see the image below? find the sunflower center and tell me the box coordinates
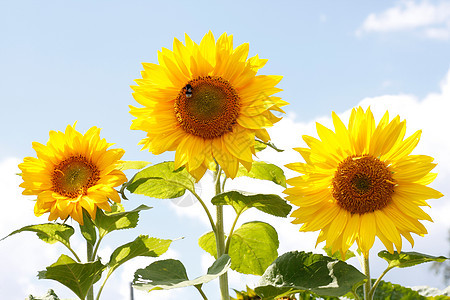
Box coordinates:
[174,76,240,139]
[51,155,100,198]
[332,155,395,214]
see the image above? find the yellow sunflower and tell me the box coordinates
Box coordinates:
[19,124,127,225]
[285,106,443,257]
[130,31,287,180]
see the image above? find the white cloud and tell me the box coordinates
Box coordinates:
[356,0,450,40]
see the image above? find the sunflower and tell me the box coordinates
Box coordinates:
[130,31,287,180]
[19,124,127,225]
[285,106,443,257]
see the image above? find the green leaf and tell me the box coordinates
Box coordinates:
[352,280,426,300]
[323,246,356,262]
[118,161,151,171]
[255,139,284,152]
[108,235,172,274]
[26,289,60,300]
[133,255,231,291]
[125,161,195,199]
[80,210,97,246]
[38,254,106,299]
[94,204,152,237]
[1,223,74,248]
[378,251,448,269]
[254,140,268,152]
[211,190,291,218]
[255,251,366,299]
[199,221,279,275]
[236,161,286,187]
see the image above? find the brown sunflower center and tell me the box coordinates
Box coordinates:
[332,155,395,214]
[174,75,240,139]
[51,155,100,198]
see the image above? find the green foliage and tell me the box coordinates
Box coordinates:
[212,190,291,218]
[38,254,106,299]
[323,246,356,261]
[125,161,195,199]
[378,251,448,269]
[199,221,279,275]
[118,160,151,171]
[94,204,152,237]
[80,211,97,246]
[255,251,366,299]
[351,280,427,300]
[2,223,74,248]
[133,255,231,291]
[236,161,287,187]
[108,235,172,274]
[254,140,268,152]
[26,289,60,300]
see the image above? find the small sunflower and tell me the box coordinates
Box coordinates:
[285,107,443,257]
[19,124,127,225]
[130,31,287,180]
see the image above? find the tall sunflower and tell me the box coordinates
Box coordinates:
[130,31,287,180]
[19,124,127,225]
[284,107,443,257]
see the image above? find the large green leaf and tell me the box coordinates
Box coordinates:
[80,210,97,246]
[211,190,291,218]
[351,280,427,300]
[94,204,152,237]
[1,223,74,248]
[133,255,231,291]
[125,161,195,199]
[118,161,151,171]
[236,161,286,187]
[108,235,172,274]
[255,251,366,299]
[38,254,106,299]
[378,251,448,269]
[199,221,279,275]
[26,289,60,300]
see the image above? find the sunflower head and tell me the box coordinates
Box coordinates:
[285,106,443,257]
[130,31,287,181]
[19,124,127,225]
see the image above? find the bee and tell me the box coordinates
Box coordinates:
[183,84,193,98]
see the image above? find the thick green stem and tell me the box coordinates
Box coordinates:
[213,167,229,300]
[362,255,371,300]
[87,241,94,300]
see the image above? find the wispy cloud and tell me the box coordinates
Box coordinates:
[356,0,450,40]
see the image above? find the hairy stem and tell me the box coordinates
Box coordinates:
[213,166,229,300]
[362,255,371,300]
[86,241,94,300]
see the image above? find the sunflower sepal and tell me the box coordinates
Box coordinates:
[132,254,230,293]
[198,221,279,275]
[80,210,97,246]
[254,251,367,299]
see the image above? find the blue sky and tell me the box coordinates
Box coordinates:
[1,0,449,299]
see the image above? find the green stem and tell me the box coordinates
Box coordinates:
[213,166,229,300]
[224,211,241,254]
[91,235,104,262]
[195,285,209,300]
[96,270,113,300]
[191,189,217,234]
[350,290,362,300]
[362,255,371,300]
[87,241,94,300]
[369,266,393,299]
[66,244,82,262]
